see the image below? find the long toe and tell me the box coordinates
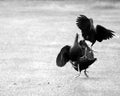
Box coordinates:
[84,70,89,78]
[75,73,81,78]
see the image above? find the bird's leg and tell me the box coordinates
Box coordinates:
[70,60,73,65]
[70,61,80,78]
[70,61,77,68]
[84,69,89,78]
[78,64,80,72]
[80,47,87,59]
[70,61,81,78]
[75,64,81,78]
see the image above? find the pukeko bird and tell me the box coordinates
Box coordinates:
[72,40,97,77]
[56,33,83,67]
[76,15,115,46]
[56,33,97,77]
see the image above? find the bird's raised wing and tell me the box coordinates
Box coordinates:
[96,25,115,42]
[76,15,91,34]
[56,45,70,67]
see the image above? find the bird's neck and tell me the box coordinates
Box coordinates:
[74,33,79,45]
[90,19,94,30]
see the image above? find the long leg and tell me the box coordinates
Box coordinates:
[75,64,81,78]
[78,64,80,73]
[70,61,77,68]
[80,47,87,59]
[84,69,89,78]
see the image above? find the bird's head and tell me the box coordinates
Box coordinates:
[79,40,87,48]
[74,33,79,44]
[90,18,94,30]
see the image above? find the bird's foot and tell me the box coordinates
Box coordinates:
[70,61,78,68]
[74,64,81,78]
[75,73,81,78]
[72,64,77,68]
[84,70,89,78]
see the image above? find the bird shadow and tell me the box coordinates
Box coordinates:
[73,76,103,81]
[82,77,101,81]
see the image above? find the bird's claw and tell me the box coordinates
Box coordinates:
[84,70,89,78]
[75,73,81,78]
[86,70,89,73]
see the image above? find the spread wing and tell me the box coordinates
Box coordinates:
[96,25,115,42]
[56,45,70,67]
[76,15,91,38]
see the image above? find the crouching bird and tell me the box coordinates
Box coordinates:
[76,15,115,46]
[56,33,97,77]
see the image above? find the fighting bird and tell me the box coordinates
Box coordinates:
[76,15,115,46]
[72,40,97,77]
[56,33,83,67]
[56,33,97,77]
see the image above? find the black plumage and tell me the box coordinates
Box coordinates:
[56,33,97,77]
[72,58,97,77]
[76,15,115,46]
[56,33,83,67]
[56,45,70,67]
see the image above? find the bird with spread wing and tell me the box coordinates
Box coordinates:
[56,33,97,77]
[76,15,115,46]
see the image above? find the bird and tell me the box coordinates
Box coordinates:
[72,45,97,77]
[56,33,83,67]
[56,33,97,77]
[71,40,97,77]
[72,59,97,77]
[76,15,115,46]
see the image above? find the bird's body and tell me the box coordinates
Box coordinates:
[71,40,97,77]
[76,15,115,46]
[56,33,83,67]
[56,33,97,77]
[69,33,83,61]
[72,58,96,72]
[56,15,114,77]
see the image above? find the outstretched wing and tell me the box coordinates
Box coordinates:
[76,15,91,38]
[56,45,70,67]
[96,25,115,42]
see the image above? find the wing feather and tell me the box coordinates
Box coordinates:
[96,25,115,42]
[76,15,93,40]
[76,15,91,32]
[56,45,70,67]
